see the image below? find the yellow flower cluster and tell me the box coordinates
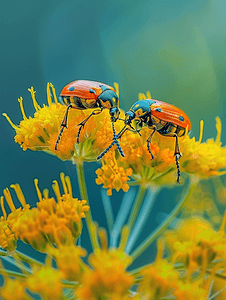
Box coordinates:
[0,173,89,251]
[3,83,226,191]
[164,214,226,276]
[180,117,226,178]
[3,83,123,164]
[0,262,64,300]
[95,154,133,196]
[138,258,210,300]
[76,249,134,299]
[1,205,226,299]
[0,225,135,300]
[48,244,87,282]
[96,116,226,188]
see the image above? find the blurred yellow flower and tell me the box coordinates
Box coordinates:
[76,249,134,299]
[138,259,179,299]
[0,277,30,300]
[173,280,209,300]
[165,214,226,271]
[48,244,87,281]
[75,226,133,299]
[27,265,64,299]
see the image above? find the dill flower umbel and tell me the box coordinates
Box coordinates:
[76,228,134,299]
[95,153,133,196]
[4,84,226,192]
[0,173,89,251]
[164,213,226,273]
[26,265,64,299]
[48,244,87,282]
[3,83,122,163]
[96,115,226,191]
[138,259,179,299]
[0,277,30,300]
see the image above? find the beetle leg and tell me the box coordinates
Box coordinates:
[146,126,157,159]
[175,153,181,183]
[174,134,182,183]
[77,108,103,143]
[97,124,129,160]
[160,132,182,183]
[174,134,182,157]
[111,121,125,157]
[97,124,141,160]
[55,104,72,150]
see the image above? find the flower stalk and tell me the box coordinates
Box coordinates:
[131,177,198,260]
[76,162,99,251]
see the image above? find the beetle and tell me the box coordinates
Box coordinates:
[97,99,191,183]
[55,80,124,157]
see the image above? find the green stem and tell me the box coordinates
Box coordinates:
[0,268,78,290]
[62,279,79,289]
[131,178,198,261]
[76,162,99,251]
[127,185,146,231]
[15,250,44,266]
[0,268,27,278]
[128,181,139,186]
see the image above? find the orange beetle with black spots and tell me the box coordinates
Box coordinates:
[55,80,124,157]
[98,99,191,183]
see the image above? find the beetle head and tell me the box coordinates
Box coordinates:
[109,107,120,122]
[98,88,119,107]
[98,87,120,122]
[125,100,151,125]
[125,110,136,125]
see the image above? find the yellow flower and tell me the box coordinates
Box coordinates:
[173,280,209,300]
[3,83,123,163]
[95,154,133,195]
[0,278,30,300]
[212,276,226,300]
[117,127,177,186]
[76,227,134,299]
[47,244,87,281]
[0,185,31,251]
[164,214,226,271]
[180,117,226,178]
[0,173,89,251]
[138,259,179,299]
[0,220,17,252]
[76,249,134,299]
[96,116,226,193]
[12,208,49,251]
[26,265,64,300]
[4,82,226,191]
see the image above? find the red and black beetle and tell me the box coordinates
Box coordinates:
[97,99,191,183]
[55,80,124,157]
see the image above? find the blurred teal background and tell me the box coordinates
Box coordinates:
[1,0,226,267]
